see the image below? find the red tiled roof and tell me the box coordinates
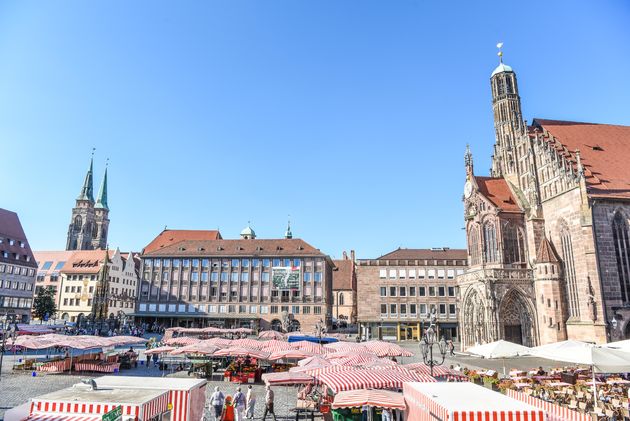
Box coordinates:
[143,238,326,257]
[533,119,630,199]
[536,237,560,264]
[332,259,354,291]
[474,176,522,212]
[143,229,222,254]
[377,248,467,260]
[63,249,115,274]
[0,208,37,268]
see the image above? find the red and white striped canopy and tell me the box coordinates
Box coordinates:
[230,338,264,349]
[262,371,314,386]
[317,368,435,393]
[261,339,295,353]
[290,341,329,355]
[362,341,414,357]
[326,350,377,360]
[170,343,220,355]
[332,389,406,410]
[324,342,367,353]
[403,363,468,381]
[202,337,233,347]
[28,415,100,421]
[331,354,382,367]
[164,337,201,346]
[259,330,285,340]
[299,365,357,377]
[213,347,270,359]
[145,346,176,355]
[268,349,315,361]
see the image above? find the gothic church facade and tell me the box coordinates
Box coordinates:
[66,158,109,251]
[459,56,630,348]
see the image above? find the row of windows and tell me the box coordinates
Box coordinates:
[62,298,133,308]
[0,264,35,277]
[145,258,323,269]
[40,261,66,271]
[468,221,525,266]
[1,251,33,263]
[380,303,457,317]
[139,302,322,315]
[0,238,26,248]
[378,268,464,279]
[151,271,322,283]
[379,286,456,298]
[0,296,32,308]
[0,279,33,291]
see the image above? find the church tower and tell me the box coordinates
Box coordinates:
[66,157,97,250]
[490,44,524,183]
[93,165,110,250]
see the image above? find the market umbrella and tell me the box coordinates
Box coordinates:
[230,338,264,349]
[467,340,531,376]
[603,339,630,352]
[316,368,435,393]
[259,330,285,340]
[213,347,270,359]
[261,340,295,353]
[164,337,201,346]
[326,350,377,360]
[290,341,329,355]
[362,340,414,358]
[331,354,382,367]
[145,346,175,355]
[332,389,406,410]
[203,337,233,347]
[268,349,314,361]
[170,343,220,355]
[262,371,314,386]
[324,342,367,353]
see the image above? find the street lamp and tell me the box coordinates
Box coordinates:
[419,321,447,377]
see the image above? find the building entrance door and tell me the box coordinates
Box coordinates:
[504,325,523,344]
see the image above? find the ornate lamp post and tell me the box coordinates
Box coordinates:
[419,319,447,377]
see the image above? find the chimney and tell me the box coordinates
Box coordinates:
[342,251,348,260]
[350,250,355,262]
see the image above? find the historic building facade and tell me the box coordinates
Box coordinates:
[135,225,335,332]
[0,208,37,323]
[332,251,357,326]
[66,157,109,251]
[459,53,630,348]
[357,248,467,342]
[56,249,139,326]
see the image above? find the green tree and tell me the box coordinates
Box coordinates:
[32,287,57,322]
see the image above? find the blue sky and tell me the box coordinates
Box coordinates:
[2,1,629,259]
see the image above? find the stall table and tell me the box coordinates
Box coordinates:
[74,362,120,373]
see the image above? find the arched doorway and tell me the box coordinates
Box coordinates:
[290,320,301,332]
[61,313,70,321]
[462,288,487,347]
[271,319,282,332]
[499,289,536,346]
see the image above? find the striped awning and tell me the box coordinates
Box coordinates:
[268,349,314,361]
[213,346,270,359]
[316,368,435,393]
[362,341,414,357]
[260,339,295,353]
[403,362,468,380]
[332,389,406,410]
[28,414,100,421]
[262,371,314,386]
[290,340,330,355]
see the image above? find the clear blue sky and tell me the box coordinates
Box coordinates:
[2,1,629,259]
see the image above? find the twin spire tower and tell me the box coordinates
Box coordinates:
[66,153,110,250]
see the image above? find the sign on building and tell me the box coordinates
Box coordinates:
[272,267,300,289]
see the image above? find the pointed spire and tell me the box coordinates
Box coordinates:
[464,144,474,175]
[95,159,109,210]
[77,150,95,202]
[285,217,293,239]
[536,235,560,264]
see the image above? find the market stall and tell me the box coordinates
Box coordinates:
[332,389,405,421]
[404,382,545,421]
[214,347,268,383]
[317,368,435,394]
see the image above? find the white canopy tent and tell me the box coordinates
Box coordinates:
[602,339,630,352]
[466,340,531,376]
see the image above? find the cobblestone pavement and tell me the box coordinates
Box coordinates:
[0,340,566,420]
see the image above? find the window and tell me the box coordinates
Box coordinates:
[191,272,199,282]
[389,304,397,315]
[380,287,387,297]
[162,272,170,281]
[437,270,445,279]
[292,306,300,314]
[338,293,344,305]
[400,304,407,317]
[380,304,387,316]
[242,272,249,282]
[231,259,239,267]
[439,304,447,315]
[273,259,280,267]
[231,272,239,282]
[398,269,406,279]
[560,223,580,317]
[503,221,526,264]
[211,272,218,282]
[313,306,322,315]
[249,305,257,314]
[469,226,481,266]
[183,259,190,267]
[284,259,291,267]
[202,259,209,267]
[409,286,416,296]
[271,306,278,314]
[263,259,270,268]
[448,286,455,297]
[253,259,260,268]
[388,269,396,279]
[483,222,498,263]
[613,212,630,303]
[262,272,270,282]
[399,287,406,297]
[449,304,456,315]
[379,269,387,279]
[389,286,397,297]
[173,259,180,268]
[410,303,417,316]
[408,269,416,279]
[242,259,249,268]
[419,303,427,316]
[438,286,445,297]
[260,305,269,314]
[418,286,426,296]
[201,272,208,282]
[447,269,455,279]
[303,306,311,314]
[429,286,435,296]
[42,261,53,270]
[221,272,228,281]
[314,272,322,282]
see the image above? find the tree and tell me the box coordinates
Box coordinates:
[32,287,57,322]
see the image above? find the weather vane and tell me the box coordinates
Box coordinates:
[91,147,96,158]
[497,42,504,63]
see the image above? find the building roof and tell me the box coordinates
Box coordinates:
[62,249,115,274]
[474,176,522,212]
[491,62,513,77]
[376,248,467,261]
[0,208,37,268]
[533,119,630,199]
[332,259,354,291]
[33,250,75,274]
[143,238,327,257]
[536,236,560,264]
[143,229,222,254]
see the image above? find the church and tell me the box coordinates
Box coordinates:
[458,51,630,348]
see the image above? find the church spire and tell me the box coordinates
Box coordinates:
[464,144,474,176]
[285,217,293,239]
[77,152,95,202]
[95,161,108,210]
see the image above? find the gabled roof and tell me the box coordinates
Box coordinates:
[377,248,467,260]
[0,208,37,268]
[63,249,115,274]
[536,236,560,264]
[474,176,522,212]
[143,229,222,254]
[532,119,630,199]
[332,259,354,291]
[143,238,326,257]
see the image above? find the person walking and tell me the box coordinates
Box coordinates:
[245,385,256,419]
[233,387,245,421]
[381,407,392,421]
[448,340,455,356]
[210,387,225,421]
[145,352,151,368]
[152,352,159,368]
[262,385,277,421]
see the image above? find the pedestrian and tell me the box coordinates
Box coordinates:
[245,385,256,419]
[382,407,392,421]
[152,352,159,368]
[262,385,277,421]
[146,352,151,368]
[233,387,245,421]
[210,386,225,421]
[361,404,369,421]
[448,340,455,356]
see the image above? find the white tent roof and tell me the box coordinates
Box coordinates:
[531,340,630,373]
[603,339,630,352]
[466,340,531,358]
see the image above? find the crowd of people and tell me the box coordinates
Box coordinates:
[208,385,277,421]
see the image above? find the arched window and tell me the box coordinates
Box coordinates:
[74,215,82,231]
[483,222,498,263]
[560,224,580,318]
[612,212,630,303]
[338,293,345,306]
[92,223,99,238]
[468,226,481,266]
[503,221,525,264]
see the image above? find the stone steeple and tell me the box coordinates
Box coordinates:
[77,157,95,202]
[92,164,110,250]
[95,166,108,210]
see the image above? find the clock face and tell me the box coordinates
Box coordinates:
[464,180,473,198]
